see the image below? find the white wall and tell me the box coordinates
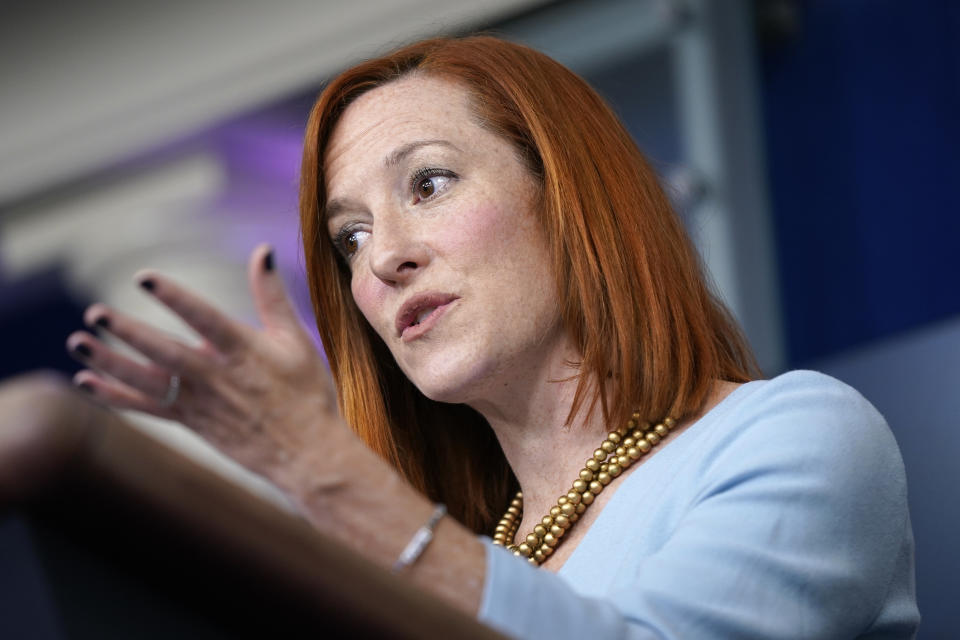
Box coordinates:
[0,0,545,204]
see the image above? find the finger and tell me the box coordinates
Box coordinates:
[66,329,172,399]
[248,244,303,334]
[73,369,176,419]
[82,304,205,375]
[132,270,248,353]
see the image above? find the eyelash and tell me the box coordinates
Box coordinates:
[333,225,366,262]
[410,167,457,201]
[331,167,458,261]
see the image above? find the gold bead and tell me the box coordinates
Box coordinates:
[491,411,671,567]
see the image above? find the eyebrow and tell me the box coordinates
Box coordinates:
[325,139,461,222]
[384,139,460,168]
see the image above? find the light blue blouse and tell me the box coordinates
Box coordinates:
[478,371,920,638]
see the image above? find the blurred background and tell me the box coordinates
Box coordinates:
[1,0,956,635]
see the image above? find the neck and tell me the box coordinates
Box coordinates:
[467,338,610,538]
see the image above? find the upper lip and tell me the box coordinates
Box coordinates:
[395,291,460,337]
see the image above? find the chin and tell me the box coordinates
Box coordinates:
[401,355,495,406]
[407,372,476,405]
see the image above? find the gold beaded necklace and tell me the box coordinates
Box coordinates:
[492,413,676,565]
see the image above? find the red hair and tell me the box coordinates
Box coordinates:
[299,36,758,533]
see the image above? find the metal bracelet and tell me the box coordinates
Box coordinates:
[392,503,447,573]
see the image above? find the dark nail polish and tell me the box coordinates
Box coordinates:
[77,382,94,394]
[73,343,92,358]
[94,316,110,330]
[140,278,156,292]
[264,250,275,272]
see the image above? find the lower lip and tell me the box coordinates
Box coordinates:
[400,299,458,342]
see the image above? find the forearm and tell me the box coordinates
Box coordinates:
[274,440,486,616]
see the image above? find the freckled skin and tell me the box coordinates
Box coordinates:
[324,75,567,408]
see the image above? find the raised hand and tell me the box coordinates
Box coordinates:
[66,244,346,485]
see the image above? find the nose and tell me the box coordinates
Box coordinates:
[367,214,429,286]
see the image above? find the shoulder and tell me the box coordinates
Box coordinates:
[692,369,910,550]
[706,369,902,474]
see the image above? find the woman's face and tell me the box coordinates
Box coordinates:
[323,74,565,405]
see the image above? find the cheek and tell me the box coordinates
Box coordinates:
[350,273,388,332]
[439,200,520,260]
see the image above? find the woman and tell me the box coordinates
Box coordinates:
[67,36,919,638]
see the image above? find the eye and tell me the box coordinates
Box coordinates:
[411,168,456,203]
[333,226,370,261]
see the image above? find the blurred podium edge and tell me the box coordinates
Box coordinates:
[0,371,503,639]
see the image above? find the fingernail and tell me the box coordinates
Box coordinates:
[139,278,156,292]
[76,381,94,394]
[94,316,110,330]
[263,250,275,272]
[73,343,92,358]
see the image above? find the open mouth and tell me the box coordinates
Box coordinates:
[396,293,459,340]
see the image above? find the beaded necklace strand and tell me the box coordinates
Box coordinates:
[492,413,676,566]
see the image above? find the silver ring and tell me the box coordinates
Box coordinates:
[160,374,180,408]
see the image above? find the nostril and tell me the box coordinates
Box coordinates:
[397,261,418,272]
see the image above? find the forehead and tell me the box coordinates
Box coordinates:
[324,75,475,176]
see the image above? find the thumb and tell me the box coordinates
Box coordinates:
[248,244,303,334]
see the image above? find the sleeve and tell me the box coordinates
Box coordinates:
[477,371,919,639]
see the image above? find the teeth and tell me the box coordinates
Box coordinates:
[413,307,435,325]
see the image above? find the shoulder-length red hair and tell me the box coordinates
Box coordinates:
[299,36,758,533]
